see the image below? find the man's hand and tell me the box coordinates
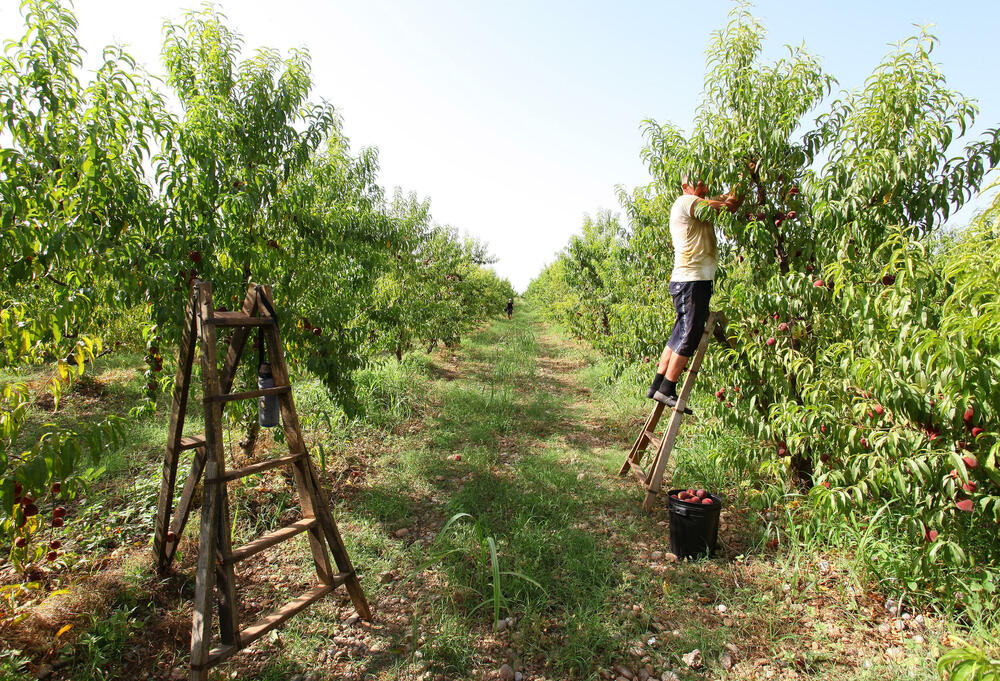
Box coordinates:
[697,193,743,214]
[722,193,744,213]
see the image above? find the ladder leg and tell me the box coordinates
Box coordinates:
[155,290,199,571]
[189,462,221,679]
[641,312,717,512]
[195,282,241,647]
[307,458,371,620]
[619,401,664,476]
[214,485,240,646]
[288,441,337,587]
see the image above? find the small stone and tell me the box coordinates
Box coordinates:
[650,550,664,561]
[344,613,360,626]
[290,675,304,681]
[716,604,728,613]
[647,637,656,646]
[657,520,668,527]
[884,598,900,615]
[664,552,678,563]
[394,528,409,538]
[169,669,186,681]
[893,619,905,632]
[614,664,635,679]
[499,664,515,681]
[681,649,702,669]
[661,672,680,681]
[577,472,586,480]
[380,571,396,584]
[600,671,613,680]
[495,618,508,632]
[912,634,925,644]
[514,673,523,681]
[638,672,650,681]
[720,652,733,669]
[817,559,831,574]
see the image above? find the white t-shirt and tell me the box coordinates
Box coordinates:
[669,194,718,282]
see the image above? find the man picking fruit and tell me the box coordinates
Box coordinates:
[647,177,741,408]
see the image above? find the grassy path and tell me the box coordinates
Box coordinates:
[292,303,942,681]
[3,303,945,681]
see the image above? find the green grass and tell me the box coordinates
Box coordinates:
[2,301,996,680]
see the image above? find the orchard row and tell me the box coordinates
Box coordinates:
[0,1,513,565]
[527,7,1000,604]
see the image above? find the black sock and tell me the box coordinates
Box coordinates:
[660,379,677,397]
[646,372,665,398]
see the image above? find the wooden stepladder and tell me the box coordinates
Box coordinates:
[152,281,370,680]
[619,312,717,511]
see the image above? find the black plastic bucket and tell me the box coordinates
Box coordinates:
[667,490,722,559]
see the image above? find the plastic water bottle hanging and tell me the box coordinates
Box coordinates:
[258,361,280,428]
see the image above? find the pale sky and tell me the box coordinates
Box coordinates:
[3,1,998,290]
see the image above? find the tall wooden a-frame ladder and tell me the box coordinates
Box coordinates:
[152,281,370,680]
[619,312,717,511]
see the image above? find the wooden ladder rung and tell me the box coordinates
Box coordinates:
[225,518,317,564]
[643,430,661,449]
[207,453,304,483]
[629,460,647,482]
[208,311,275,327]
[179,434,206,450]
[208,385,290,403]
[199,580,347,668]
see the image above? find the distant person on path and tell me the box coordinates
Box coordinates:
[505,298,514,319]
[646,177,741,408]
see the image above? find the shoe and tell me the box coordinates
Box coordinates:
[652,389,673,405]
[655,392,694,415]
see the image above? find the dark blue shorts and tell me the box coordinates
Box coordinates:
[667,280,713,356]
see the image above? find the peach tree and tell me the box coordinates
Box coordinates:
[639,6,1000,592]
